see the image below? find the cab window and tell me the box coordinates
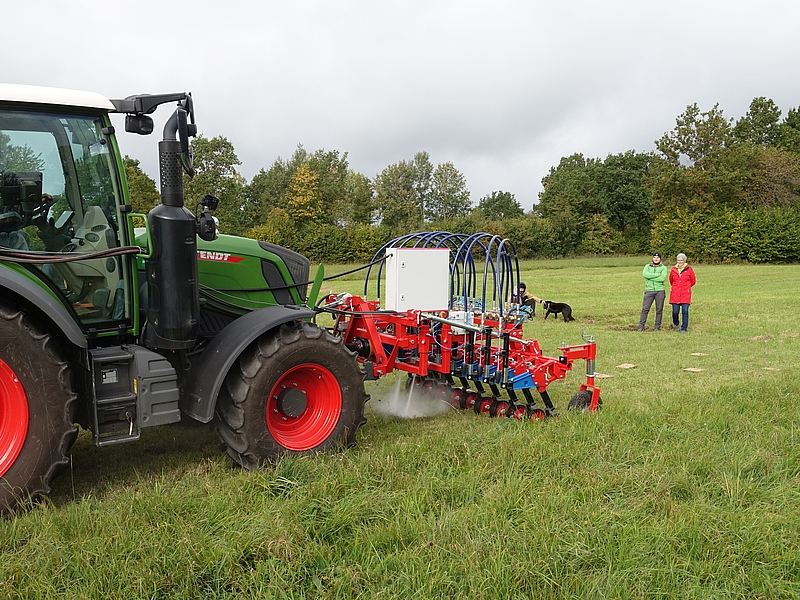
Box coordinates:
[0,109,131,329]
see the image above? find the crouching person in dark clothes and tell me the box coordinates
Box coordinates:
[515,282,537,317]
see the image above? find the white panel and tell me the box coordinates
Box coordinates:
[384,248,450,311]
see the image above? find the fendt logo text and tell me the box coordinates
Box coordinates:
[197,251,245,263]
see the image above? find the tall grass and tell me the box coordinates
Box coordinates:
[1,258,798,599]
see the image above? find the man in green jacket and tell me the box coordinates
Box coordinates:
[638,252,667,332]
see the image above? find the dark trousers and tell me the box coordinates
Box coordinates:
[522,298,536,316]
[639,290,665,330]
[672,303,690,331]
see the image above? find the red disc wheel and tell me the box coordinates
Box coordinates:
[448,388,465,408]
[510,405,528,420]
[476,397,494,415]
[435,383,452,402]
[421,379,436,397]
[464,391,478,410]
[266,363,342,451]
[0,359,29,478]
[490,400,510,418]
[529,408,546,421]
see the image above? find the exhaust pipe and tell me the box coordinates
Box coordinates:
[144,106,199,350]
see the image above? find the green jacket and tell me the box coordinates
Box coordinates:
[642,263,667,291]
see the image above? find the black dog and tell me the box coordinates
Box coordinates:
[541,300,575,322]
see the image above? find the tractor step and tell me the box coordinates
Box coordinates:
[90,347,140,446]
[89,345,181,446]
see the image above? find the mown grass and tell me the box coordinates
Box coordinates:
[2,258,799,599]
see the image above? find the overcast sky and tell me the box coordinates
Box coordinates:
[5,1,800,210]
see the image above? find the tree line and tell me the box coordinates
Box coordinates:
[125,96,800,263]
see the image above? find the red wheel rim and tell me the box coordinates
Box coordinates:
[511,406,527,420]
[449,388,464,408]
[464,392,478,409]
[0,358,28,478]
[494,401,510,418]
[266,363,342,451]
[436,384,451,401]
[530,408,546,421]
[478,398,493,414]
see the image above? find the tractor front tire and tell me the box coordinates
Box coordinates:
[0,305,78,513]
[216,321,368,469]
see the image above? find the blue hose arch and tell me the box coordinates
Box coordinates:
[363,232,522,319]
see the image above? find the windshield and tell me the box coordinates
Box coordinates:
[0,110,119,226]
[0,107,131,329]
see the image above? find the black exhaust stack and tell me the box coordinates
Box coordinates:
[145,101,199,350]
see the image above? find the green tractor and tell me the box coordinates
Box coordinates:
[0,85,367,513]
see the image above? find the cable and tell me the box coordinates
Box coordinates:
[429,321,467,351]
[317,306,400,317]
[0,245,143,264]
[325,256,387,280]
[207,255,388,293]
[197,256,391,314]
[199,285,277,307]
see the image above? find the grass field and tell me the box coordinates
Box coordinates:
[2,257,799,599]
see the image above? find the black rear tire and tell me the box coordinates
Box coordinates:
[216,321,368,469]
[0,305,78,513]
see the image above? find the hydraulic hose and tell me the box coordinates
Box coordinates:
[0,245,143,264]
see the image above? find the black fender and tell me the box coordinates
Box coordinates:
[181,304,316,422]
[0,268,87,349]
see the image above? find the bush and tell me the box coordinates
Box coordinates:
[650,206,800,262]
[579,214,621,255]
[246,208,295,247]
[346,224,394,262]
[246,207,800,264]
[501,216,556,259]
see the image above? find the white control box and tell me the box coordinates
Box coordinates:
[384,247,450,312]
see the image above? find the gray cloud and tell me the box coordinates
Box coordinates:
[6,0,800,210]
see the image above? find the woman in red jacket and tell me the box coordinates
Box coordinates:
[669,253,696,333]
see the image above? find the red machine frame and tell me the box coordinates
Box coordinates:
[324,294,601,418]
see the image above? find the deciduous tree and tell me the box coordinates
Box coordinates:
[476,190,524,220]
[183,135,246,235]
[778,106,800,153]
[597,151,652,234]
[245,145,351,228]
[733,97,782,147]
[428,161,470,221]
[306,148,349,225]
[0,133,44,172]
[537,153,604,219]
[123,156,160,214]
[374,158,423,230]
[245,159,292,226]
[286,163,323,226]
[343,171,375,226]
[412,151,433,214]
[654,103,732,168]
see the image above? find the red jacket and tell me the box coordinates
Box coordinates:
[669,265,696,304]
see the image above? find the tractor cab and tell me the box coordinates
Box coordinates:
[0,90,135,332]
